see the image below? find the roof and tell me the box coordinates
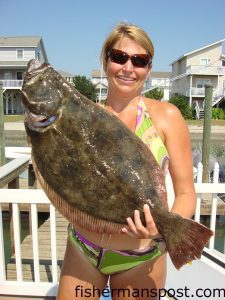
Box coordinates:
[0,36,42,47]
[94,82,108,89]
[57,70,75,78]
[91,69,106,77]
[150,71,171,78]
[171,39,225,65]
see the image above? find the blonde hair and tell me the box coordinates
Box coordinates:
[101,23,154,71]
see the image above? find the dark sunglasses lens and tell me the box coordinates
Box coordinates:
[110,50,128,65]
[131,55,150,67]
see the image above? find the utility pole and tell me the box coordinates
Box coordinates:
[202,84,213,183]
[0,82,5,166]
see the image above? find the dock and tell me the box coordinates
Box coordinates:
[6,211,68,282]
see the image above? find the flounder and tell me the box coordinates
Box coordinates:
[21,59,213,269]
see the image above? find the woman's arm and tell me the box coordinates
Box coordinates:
[122,101,196,239]
[163,103,196,218]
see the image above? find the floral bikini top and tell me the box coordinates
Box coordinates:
[135,98,169,174]
[101,97,169,173]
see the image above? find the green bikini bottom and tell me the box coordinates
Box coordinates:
[68,225,163,275]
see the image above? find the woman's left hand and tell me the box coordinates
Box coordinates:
[121,204,160,239]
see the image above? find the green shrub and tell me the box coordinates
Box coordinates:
[144,88,164,100]
[211,108,225,120]
[169,94,193,119]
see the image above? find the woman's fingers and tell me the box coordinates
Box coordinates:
[121,204,160,239]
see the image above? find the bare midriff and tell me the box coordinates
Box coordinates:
[72,224,159,250]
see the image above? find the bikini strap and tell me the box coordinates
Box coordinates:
[135,98,169,173]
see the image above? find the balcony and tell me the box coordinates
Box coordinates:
[186,87,217,97]
[0,80,23,90]
[186,65,225,76]
[186,87,225,103]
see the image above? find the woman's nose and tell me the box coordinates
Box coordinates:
[122,59,134,71]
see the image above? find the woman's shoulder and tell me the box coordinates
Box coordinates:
[142,97,182,120]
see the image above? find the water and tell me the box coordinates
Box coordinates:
[202,215,225,254]
[191,135,225,164]
[191,137,225,254]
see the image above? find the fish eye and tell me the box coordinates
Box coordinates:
[32,115,57,128]
[24,110,58,131]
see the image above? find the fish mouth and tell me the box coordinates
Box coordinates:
[24,109,60,132]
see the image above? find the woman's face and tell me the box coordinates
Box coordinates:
[106,37,152,99]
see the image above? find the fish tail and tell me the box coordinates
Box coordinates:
[155,212,213,269]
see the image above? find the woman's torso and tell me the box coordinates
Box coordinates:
[72,97,169,250]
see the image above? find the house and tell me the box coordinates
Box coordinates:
[170,39,225,110]
[57,70,75,84]
[91,69,108,101]
[143,71,172,101]
[0,36,48,114]
[91,69,172,102]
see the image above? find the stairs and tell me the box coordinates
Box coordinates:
[198,109,205,119]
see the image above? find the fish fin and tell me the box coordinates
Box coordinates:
[158,213,213,269]
[33,159,126,234]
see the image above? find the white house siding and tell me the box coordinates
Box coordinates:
[36,42,47,64]
[0,36,48,114]
[172,76,188,95]
[172,57,187,77]
[0,47,36,61]
[92,77,108,87]
[187,44,221,67]
[171,40,225,108]
[192,76,218,89]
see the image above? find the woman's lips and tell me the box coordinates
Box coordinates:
[117,76,136,82]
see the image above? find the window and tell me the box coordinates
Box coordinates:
[196,79,211,88]
[17,72,23,80]
[222,60,225,67]
[37,51,41,60]
[17,49,24,59]
[96,88,108,94]
[4,71,12,80]
[200,58,210,66]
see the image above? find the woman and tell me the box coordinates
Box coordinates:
[57,23,196,300]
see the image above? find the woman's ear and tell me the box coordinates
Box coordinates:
[146,63,152,80]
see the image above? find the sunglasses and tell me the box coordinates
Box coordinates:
[107,49,152,68]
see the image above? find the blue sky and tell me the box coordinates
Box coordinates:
[1,0,225,77]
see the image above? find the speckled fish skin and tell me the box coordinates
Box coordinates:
[21,60,167,223]
[21,60,213,269]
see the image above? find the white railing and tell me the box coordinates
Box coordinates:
[0,158,224,297]
[195,101,201,119]
[194,162,225,259]
[0,80,23,89]
[186,65,225,76]
[192,87,225,118]
[213,88,225,106]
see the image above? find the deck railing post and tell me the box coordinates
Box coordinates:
[195,162,203,222]
[202,84,213,183]
[28,163,37,234]
[209,163,220,249]
[8,177,20,255]
[0,82,5,167]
